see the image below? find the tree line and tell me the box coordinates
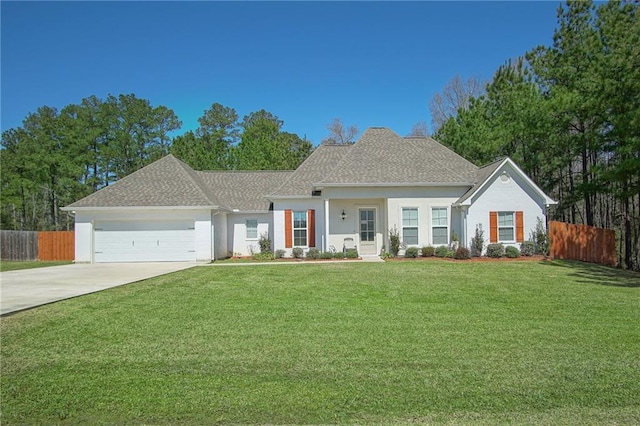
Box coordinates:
[1,96,312,231]
[2,0,637,270]
[431,0,639,270]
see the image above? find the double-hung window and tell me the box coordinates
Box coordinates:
[246,219,258,239]
[431,207,448,245]
[498,212,515,241]
[402,208,419,245]
[293,211,307,246]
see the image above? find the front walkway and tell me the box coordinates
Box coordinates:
[0,262,194,316]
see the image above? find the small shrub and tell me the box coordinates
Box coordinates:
[445,249,455,258]
[405,247,419,258]
[531,217,549,255]
[454,247,471,259]
[258,232,271,253]
[334,251,345,259]
[320,251,334,259]
[450,231,460,250]
[389,226,400,256]
[275,249,285,259]
[421,246,435,257]
[252,252,274,261]
[520,241,535,256]
[292,247,304,259]
[505,246,521,258]
[345,250,358,259]
[381,251,394,259]
[486,243,505,258]
[306,248,320,260]
[434,246,449,258]
[470,224,485,257]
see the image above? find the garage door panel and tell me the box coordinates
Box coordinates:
[94,221,196,263]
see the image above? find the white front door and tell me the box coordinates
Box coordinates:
[94,221,196,262]
[359,208,376,255]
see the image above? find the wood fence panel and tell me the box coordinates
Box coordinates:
[0,230,38,261]
[549,221,616,267]
[38,231,75,261]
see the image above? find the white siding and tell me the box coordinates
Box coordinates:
[74,214,93,263]
[213,212,228,260]
[466,163,549,252]
[226,213,272,257]
[273,199,324,257]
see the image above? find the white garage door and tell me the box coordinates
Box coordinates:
[94,221,196,262]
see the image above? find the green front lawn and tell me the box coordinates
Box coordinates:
[1,260,638,424]
[0,260,72,272]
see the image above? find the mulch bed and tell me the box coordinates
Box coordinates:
[386,255,547,262]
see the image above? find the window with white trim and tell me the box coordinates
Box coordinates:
[498,211,515,241]
[402,208,418,245]
[293,211,307,246]
[246,219,258,239]
[431,207,448,245]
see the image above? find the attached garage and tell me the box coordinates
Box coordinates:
[94,220,196,263]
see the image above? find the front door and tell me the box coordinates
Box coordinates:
[359,208,376,255]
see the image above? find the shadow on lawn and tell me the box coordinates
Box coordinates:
[542,259,640,288]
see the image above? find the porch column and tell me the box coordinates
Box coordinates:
[324,198,330,252]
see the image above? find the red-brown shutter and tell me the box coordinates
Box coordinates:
[285,210,293,248]
[515,211,524,242]
[308,209,316,248]
[489,211,498,243]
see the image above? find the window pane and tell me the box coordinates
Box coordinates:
[402,208,418,227]
[246,219,258,239]
[499,228,514,241]
[432,208,447,226]
[360,210,367,220]
[368,231,375,241]
[433,227,447,245]
[498,212,514,227]
[403,227,418,245]
[293,211,306,229]
[294,229,307,246]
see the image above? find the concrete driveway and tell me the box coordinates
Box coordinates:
[0,262,195,316]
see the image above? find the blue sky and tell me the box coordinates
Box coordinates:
[1,1,562,145]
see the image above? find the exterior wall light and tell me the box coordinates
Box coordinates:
[340,209,347,221]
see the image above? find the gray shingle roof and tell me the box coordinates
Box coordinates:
[317,127,478,185]
[269,144,352,197]
[65,155,221,208]
[455,158,504,205]
[199,171,293,211]
[64,127,488,210]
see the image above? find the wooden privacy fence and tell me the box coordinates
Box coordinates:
[38,231,74,261]
[549,221,616,267]
[1,230,74,261]
[0,230,38,261]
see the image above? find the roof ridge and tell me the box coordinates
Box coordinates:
[167,155,220,206]
[478,157,506,169]
[199,170,293,174]
[404,137,477,183]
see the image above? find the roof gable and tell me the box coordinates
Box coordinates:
[64,154,220,209]
[455,157,557,206]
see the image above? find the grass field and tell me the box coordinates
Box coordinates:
[1,260,638,424]
[0,260,72,272]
